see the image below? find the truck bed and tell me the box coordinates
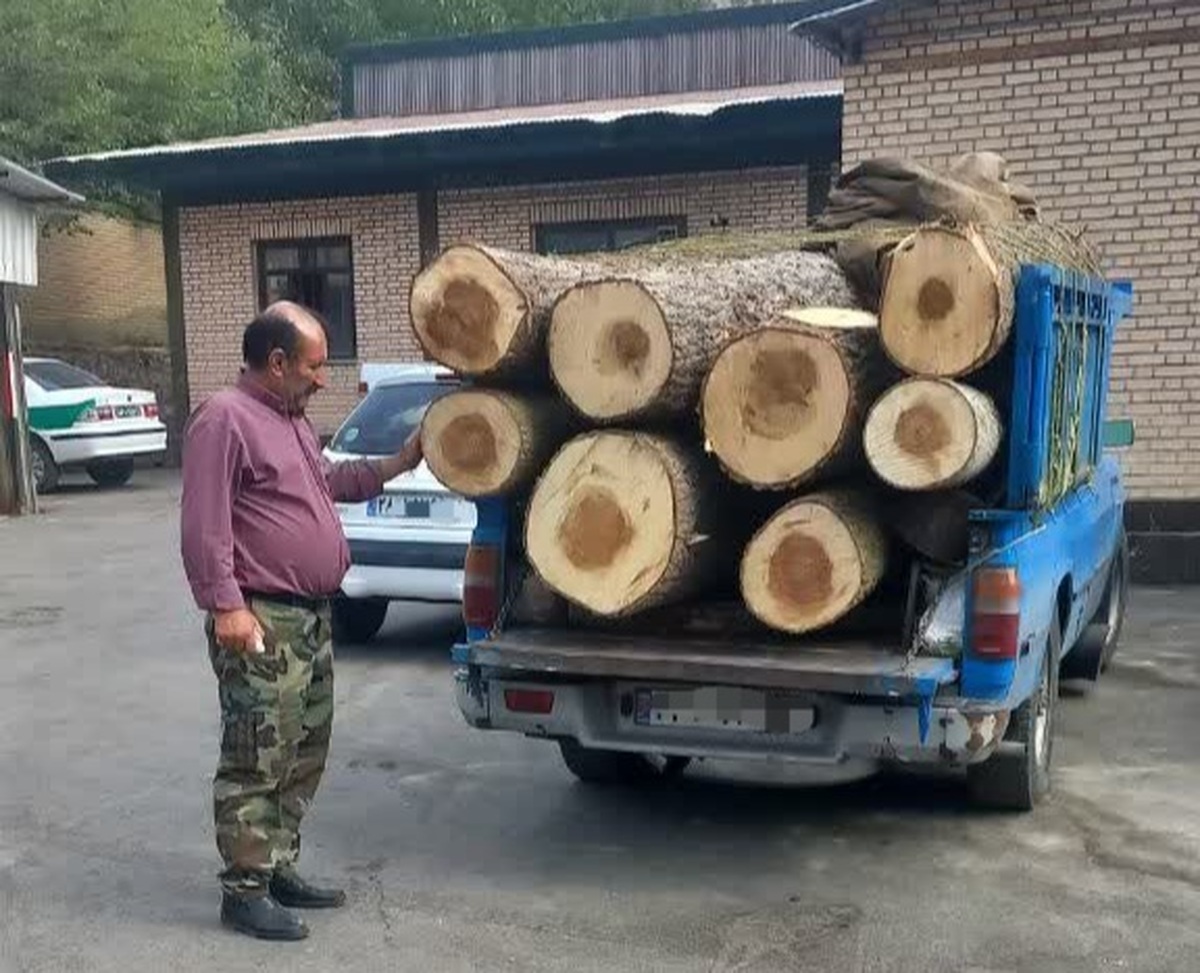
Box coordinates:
[459,628,958,697]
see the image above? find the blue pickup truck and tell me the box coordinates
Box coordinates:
[451,264,1133,811]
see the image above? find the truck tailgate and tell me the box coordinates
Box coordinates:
[459,629,957,697]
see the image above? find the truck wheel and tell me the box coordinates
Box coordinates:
[1097,537,1128,672]
[1061,538,1129,683]
[558,740,690,785]
[332,597,389,644]
[87,457,135,488]
[31,438,59,494]
[968,617,1060,811]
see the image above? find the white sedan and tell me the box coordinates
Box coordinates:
[24,357,167,493]
[324,365,476,643]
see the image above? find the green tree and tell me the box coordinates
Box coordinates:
[0,0,299,164]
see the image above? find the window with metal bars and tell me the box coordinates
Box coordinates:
[256,238,356,360]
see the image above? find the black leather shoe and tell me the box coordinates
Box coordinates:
[270,870,347,909]
[220,892,309,941]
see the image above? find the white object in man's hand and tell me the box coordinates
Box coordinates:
[214,608,266,654]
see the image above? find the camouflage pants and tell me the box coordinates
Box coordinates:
[206,597,334,895]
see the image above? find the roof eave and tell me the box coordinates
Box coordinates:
[0,157,84,204]
[41,96,843,206]
[788,0,903,61]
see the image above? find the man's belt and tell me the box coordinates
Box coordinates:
[242,590,332,613]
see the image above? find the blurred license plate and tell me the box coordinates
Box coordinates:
[115,405,141,418]
[634,687,815,735]
[370,494,457,520]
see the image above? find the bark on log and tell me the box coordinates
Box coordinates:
[864,378,1001,491]
[879,221,1101,376]
[701,308,893,490]
[525,430,729,616]
[548,251,856,421]
[890,490,980,565]
[421,389,576,498]
[409,244,604,375]
[740,489,888,634]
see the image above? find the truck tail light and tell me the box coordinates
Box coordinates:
[463,543,501,631]
[972,567,1021,659]
[504,689,555,714]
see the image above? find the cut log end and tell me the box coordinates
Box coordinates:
[880,226,1004,377]
[702,328,851,488]
[410,245,527,373]
[741,493,886,634]
[865,378,1001,491]
[549,280,672,420]
[526,433,679,616]
[422,390,519,497]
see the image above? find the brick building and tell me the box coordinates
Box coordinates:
[790,0,1200,574]
[43,0,1200,572]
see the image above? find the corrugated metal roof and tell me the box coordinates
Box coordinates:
[350,23,839,118]
[0,156,82,204]
[51,81,841,165]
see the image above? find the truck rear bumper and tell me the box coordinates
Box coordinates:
[454,669,1008,769]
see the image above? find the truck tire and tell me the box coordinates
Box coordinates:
[968,616,1060,811]
[87,457,135,488]
[31,438,60,494]
[1097,536,1128,672]
[1060,537,1128,683]
[332,597,389,644]
[558,740,690,785]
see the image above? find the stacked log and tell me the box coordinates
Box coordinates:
[524,431,731,617]
[410,169,1102,637]
[879,222,1100,376]
[421,389,575,498]
[740,490,887,634]
[700,308,892,489]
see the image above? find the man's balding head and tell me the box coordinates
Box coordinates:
[243,301,326,369]
[242,302,329,414]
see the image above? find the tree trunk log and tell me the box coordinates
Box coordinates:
[890,490,980,565]
[701,308,894,490]
[879,221,1101,376]
[548,251,856,421]
[864,378,1002,491]
[410,244,604,376]
[741,490,888,634]
[525,430,730,616]
[421,389,576,498]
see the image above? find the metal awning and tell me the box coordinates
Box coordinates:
[43,85,843,205]
[0,157,83,204]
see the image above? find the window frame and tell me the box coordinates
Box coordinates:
[255,236,358,362]
[533,216,688,255]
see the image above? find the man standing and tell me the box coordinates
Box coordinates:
[181,302,422,941]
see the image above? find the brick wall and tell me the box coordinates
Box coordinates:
[178,168,808,434]
[178,195,422,432]
[439,166,810,249]
[21,212,166,348]
[842,0,1200,498]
